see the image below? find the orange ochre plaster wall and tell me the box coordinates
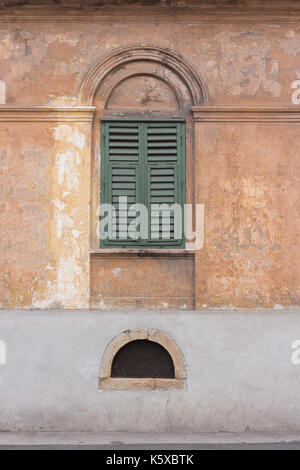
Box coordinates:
[195,121,300,308]
[0,1,299,309]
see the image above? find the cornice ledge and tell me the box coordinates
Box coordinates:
[1,7,300,23]
[0,106,96,122]
[191,107,300,122]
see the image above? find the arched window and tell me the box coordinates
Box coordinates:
[81,44,207,252]
[99,329,186,390]
[111,339,175,379]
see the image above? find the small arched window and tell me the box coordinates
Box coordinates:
[99,329,186,390]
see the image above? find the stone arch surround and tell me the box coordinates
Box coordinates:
[78,44,208,108]
[99,329,186,390]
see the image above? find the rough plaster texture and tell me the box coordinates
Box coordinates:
[0,10,299,106]
[195,122,300,308]
[0,309,300,432]
[0,1,299,309]
[0,122,91,309]
[91,255,194,310]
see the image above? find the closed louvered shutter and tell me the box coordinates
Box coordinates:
[145,122,184,245]
[101,122,141,246]
[100,120,185,248]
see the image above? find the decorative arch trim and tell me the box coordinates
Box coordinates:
[78,44,208,106]
[99,328,186,390]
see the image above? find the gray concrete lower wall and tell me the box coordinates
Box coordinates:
[0,309,300,432]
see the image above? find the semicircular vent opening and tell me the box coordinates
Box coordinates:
[111,339,175,379]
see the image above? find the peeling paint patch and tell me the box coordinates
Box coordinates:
[55,125,85,150]
[55,149,80,189]
[274,304,284,310]
[72,229,80,239]
[0,80,6,104]
[241,178,271,209]
[264,79,281,98]
[112,267,122,278]
[45,264,54,271]
[280,34,300,56]
[0,33,13,59]
[268,58,280,77]
[22,122,92,310]
[212,30,281,98]
[45,33,80,48]
[54,210,74,239]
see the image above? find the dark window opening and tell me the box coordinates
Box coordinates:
[111,339,175,378]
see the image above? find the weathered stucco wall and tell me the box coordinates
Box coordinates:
[0,1,300,309]
[1,20,300,107]
[0,120,92,309]
[91,254,194,310]
[195,121,300,308]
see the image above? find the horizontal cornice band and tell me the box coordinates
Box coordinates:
[1,106,300,123]
[191,107,300,123]
[0,106,96,122]
[1,7,300,23]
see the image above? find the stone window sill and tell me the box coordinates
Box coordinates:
[91,249,195,258]
[99,377,185,391]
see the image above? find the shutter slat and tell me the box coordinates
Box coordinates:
[147,137,177,141]
[110,149,139,155]
[148,128,177,134]
[110,143,139,148]
[151,183,174,189]
[151,190,174,195]
[151,177,174,182]
[111,168,135,175]
[148,149,177,154]
[112,177,136,182]
[109,156,139,162]
[112,183,135,189]
[110,127,139,133]
[148,142,177,148]
[151,169,174,175]
[148,156,177,162]
[112,196,136,203]
[109,135,139,141]
[151,197,174,203]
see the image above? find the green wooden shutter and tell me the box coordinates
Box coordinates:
[100,121,142,247]
[100,120,185,248]
[145,122,185,247]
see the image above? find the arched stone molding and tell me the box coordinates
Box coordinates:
[78,44,208,108]
[99,329,186,390]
